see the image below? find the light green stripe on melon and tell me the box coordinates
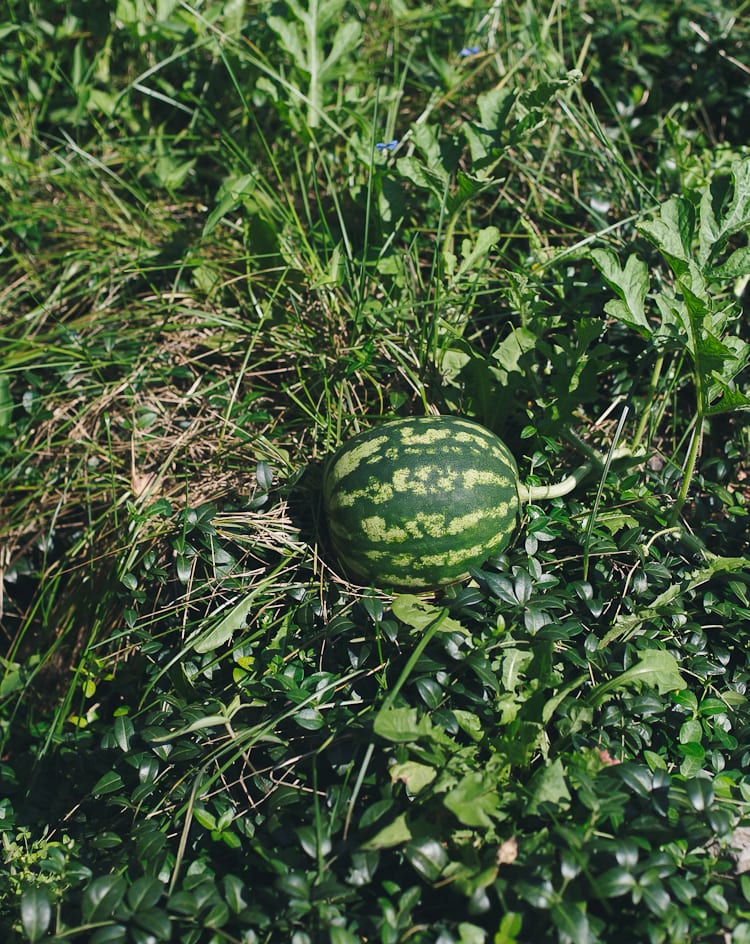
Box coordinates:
[445,504,511,536]
[397,424,453,446]
[328,434,389,482]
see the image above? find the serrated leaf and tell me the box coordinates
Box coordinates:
[591,248,651,335]
[450,224,500,282]
[638,196,695,276]
[526,757,571,814]
[396,155,448,195]
[699,159,750,266]
[591,649,686,705]
[267,15,305,64]
[712,245,750,280]
[320,21,361,78]
[443,770,505,827]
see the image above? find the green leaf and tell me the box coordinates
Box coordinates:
[389,761,437,795]
[126,876,163,911]
[686,777,715,811]
[0,374,12,431]
[21,887,52,943]
[405,836,449,882]
[319,21,361,79]
[362,813,412,850]
[595,867,637,898]
[374,707,434,743]
[591,249,651,335]
[192,594,255,653]
[92,770,125,796]
[526,757,571,814]
[391,595,467,635]
[203,174,257,237]
[590,649,686,705]
[91,926,127,944]
[443,770,504,828]
[395,156,448,196]
[113,713,134,752]
[82,875,128,923]
[712,245,750,279]
[699,159,750,266]
[638,196,695,276]
[550,901,592,944]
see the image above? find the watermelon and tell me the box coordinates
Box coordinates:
[322,415,521,589]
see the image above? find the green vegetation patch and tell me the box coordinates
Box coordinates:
[1,0,749,942]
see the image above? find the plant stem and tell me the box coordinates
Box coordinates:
[631,352,664,452]
[670,411,704,525]
[520,461,593,502]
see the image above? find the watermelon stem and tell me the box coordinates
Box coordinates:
[520,461,594,502]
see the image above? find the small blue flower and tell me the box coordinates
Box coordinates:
[375,139,399,152]
[459,45,481,57]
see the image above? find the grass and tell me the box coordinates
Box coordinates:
[1,0,749,941]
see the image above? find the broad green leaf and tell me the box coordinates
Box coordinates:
[113,713,134,752]
[550,901,592,944]
[192,594,255,653]
[21,887,52,943]
[591,649,686,704]
[126,876,163,911]
[389,760,437,795]
[405,836,449,882]
[374,706,434,743]
[591,249,650,335]
[501,648,533,692]
[686,777,715,811]
[491,326,538,382]
[698,159,750,266]
[448,224,500,282]
[92,770,125,796]
[330,929,362,944]
[203,174,257,237]
[320,21,361,79]
[82,875,128,923]
[712,245,750,280]
[396,156,448,195]
[638,196,695,276]
[91,925,127,944]
[595,867,637,898]
[444,770,505,827]
[526,758,571,814]
[391,595,467,635]
[362,813,411,849]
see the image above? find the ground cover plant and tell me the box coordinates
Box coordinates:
[1,0,749,941]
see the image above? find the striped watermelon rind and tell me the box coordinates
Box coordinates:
[322,416,521,589]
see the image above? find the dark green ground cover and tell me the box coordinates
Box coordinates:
[1,0,749,941]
